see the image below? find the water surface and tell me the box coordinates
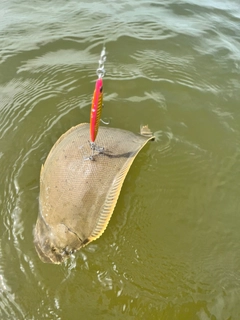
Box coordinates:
[1,0,240,319]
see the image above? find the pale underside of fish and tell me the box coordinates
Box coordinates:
[34,123,153,264]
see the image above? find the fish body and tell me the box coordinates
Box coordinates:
[90,78,103,143]
[34,123,154,264]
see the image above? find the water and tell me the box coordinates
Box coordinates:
[1,0,240,319]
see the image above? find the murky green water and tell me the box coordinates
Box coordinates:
[1,0,240,319]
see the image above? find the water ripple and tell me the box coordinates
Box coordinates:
[0,0,240,318]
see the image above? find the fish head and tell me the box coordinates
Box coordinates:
[33,215,82,264]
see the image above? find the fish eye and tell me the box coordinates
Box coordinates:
[100,86,103,93]
[51,246,56,252]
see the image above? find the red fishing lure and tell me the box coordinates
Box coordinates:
[90,78,103,143]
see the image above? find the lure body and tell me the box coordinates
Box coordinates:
[90,78,103,143]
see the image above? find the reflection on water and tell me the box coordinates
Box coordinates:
[0,0,240,319]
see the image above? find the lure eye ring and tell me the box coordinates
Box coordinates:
[96,66,105,78]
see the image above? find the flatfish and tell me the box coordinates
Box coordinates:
[34,123,153,264]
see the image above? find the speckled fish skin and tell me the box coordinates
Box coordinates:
[34,123,153,264]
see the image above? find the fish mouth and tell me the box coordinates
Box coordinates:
[33,216,66,264]
[34,239,59,264]
[34,232,71,264]
[34,230,63,264]
[33,215,79,264]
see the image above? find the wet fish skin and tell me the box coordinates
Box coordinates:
[34,123,153,264]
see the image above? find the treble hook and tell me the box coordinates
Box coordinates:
[100,118,110,125]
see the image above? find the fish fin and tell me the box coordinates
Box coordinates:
[88,136,152,242]
[40,164,44,184]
